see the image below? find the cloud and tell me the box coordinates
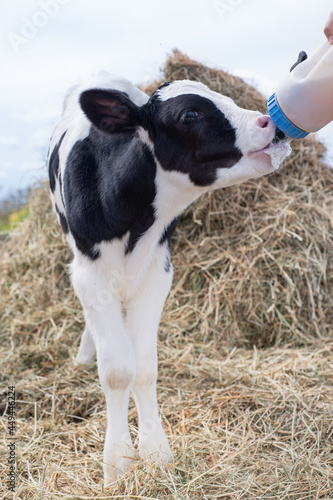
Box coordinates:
[18,160,44,173]
[0,135,19,147]
[29,126,53,148]
[16,107,60,124]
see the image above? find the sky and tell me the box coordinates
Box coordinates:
[1,0,333,200]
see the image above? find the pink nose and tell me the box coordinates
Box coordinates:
[256,115,274,129]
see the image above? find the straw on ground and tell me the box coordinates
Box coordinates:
[1,50,332,499]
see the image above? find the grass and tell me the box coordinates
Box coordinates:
[0,207,29,233]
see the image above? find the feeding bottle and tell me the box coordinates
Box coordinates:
[267,39,333,139]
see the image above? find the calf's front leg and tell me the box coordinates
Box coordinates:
[71,262,136,485]
[126,245,174,464]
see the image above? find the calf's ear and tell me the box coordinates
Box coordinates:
[80,89,143,134]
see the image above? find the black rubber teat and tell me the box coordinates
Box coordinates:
[273,127,286,143]
[290,51,308,72]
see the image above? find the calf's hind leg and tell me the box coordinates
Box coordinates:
[75,325,96,366]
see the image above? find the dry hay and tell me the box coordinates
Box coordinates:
[1,50,333,499]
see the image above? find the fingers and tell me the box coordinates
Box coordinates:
[324,11,333,44]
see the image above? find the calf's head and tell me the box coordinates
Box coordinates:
[80,80,291,190]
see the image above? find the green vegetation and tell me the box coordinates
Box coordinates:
[0,186,32,232]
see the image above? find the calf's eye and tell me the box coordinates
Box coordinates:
[181,110,200,123]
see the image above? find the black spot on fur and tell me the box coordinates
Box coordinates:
[63,128,157,260]
[164,253,172,273]
[148,94,242,186]
[159,217,179,246]
[48,131,67,193]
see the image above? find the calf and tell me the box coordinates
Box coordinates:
[48,72,291,485]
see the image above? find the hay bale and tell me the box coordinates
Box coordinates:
[2,51,332,351]
[1,51,333,497]
[151,50,333,348]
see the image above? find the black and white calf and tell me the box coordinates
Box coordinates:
[48,72,291,485]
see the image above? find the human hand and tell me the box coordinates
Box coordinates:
[324,12,333,44]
